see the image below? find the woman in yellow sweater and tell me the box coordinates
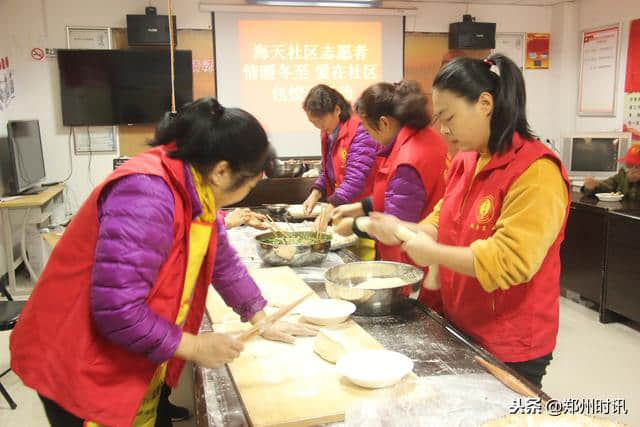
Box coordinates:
[368,54,570,389]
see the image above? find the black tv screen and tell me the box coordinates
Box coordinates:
[57,49,193,126]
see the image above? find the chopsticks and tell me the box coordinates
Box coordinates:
[315,204,329,239]
[265,214,286,237]
[237,292,313,342]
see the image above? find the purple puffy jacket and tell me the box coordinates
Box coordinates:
[375,138,426,222]
[313,123,377,206]
[90,163,266,364]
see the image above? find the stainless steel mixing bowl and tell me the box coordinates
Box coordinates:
[255,231,332,267]
[324,261,424,316]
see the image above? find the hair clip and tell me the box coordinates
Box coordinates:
[483,58,501,77]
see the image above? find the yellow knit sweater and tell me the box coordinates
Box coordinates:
[424,154,568,292]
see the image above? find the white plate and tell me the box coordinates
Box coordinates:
[595,192,624,202]
[336,350,414,389]
[287,204,322,218]
[299,299,356,326]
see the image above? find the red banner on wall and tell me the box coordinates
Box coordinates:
[624,19,640,141]
[625,19,640,93]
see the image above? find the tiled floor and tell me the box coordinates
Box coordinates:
[1,292,638,426]
[543,298,640,425]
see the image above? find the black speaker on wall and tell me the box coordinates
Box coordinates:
[449,15,496,49]
[126,14,177,46]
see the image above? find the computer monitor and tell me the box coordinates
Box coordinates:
[562,132,631,182]
[0,120,46,195]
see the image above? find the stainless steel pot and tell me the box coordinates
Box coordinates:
[324,261,424,316]
[255,231,331,267]
[266,159,304,178]
[264,204,288,216]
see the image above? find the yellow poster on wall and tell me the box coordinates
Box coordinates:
[525,33,550,69]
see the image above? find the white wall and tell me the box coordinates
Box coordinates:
[549,0,640,143]
[573,0,639,134]
[0,2,19,275]
[401,1,554,142]
[549,1,580,149]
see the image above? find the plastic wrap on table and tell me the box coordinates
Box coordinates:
[345,374,520,427]
[226,223,345,283]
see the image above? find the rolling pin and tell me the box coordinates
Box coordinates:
[238,293,313,342]
[474,355,545,402]
[358,218,440,290]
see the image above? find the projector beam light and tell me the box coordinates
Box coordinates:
[248,0,380,7]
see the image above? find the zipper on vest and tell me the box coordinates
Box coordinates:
[460,175,477,214]
[460,156,489,217]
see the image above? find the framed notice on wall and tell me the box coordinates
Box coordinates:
[494,33,524,70]
[66,26,111,50]
[66,26,117,154]
[578,23,621,117]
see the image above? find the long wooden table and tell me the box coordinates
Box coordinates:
[194,237,549,426]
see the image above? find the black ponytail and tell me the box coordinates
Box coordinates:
[355,80,430,130]
[302,84,352,123]
[151,97,274,188]
[433,53,534,154]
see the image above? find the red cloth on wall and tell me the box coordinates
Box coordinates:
[625,19,640,93]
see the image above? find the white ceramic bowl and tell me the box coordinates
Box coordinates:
[299,299,356,326]
[336,350,414,389]
[595,192,624,202]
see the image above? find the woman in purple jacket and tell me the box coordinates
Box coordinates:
[26,98,317,427]
[330,82,448,313]
[332,81,446,232]
[301,85,378,214]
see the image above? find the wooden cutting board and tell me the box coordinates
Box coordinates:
[205,266,397,427]
[206,266,321,323]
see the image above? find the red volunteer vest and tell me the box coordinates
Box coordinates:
[371,126,448,311]
[10,146,218,426]
[321,115,375,202]
[438,133,570,363]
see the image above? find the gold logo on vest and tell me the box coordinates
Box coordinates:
[475,195,496,225]
[340,148,348,166]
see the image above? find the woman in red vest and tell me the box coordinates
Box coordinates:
[368,55,570,389]
[10,98,317,427]
[301,84,377,215]
[332,81,448,311]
